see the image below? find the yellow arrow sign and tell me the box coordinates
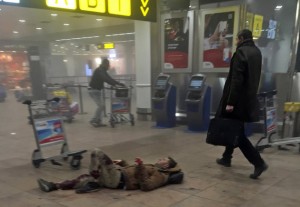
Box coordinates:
[141,0,149,7]
[140,0,149,16]
[140,6,149,16]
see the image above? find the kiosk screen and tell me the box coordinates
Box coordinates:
[156,78,168,89]
[190,79,203,89]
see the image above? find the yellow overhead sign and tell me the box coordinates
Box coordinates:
[253,14,264,38]
[97,42,115,49]
[108,0,131,16]
[79,0,106,13]
[46,0,76,10]
[104,42,114,49]
[0,0,156,22]
[140,0,149,16]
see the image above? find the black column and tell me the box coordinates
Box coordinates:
[27,46,46,100]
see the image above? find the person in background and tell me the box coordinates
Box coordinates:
[37,148,184,193]
[88,58,124,127]
[215,29,268,179]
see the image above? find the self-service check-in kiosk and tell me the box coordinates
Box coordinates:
[152,74,176,128]
[185,74,211,131]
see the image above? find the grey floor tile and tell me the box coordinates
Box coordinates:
[0,93,299,206]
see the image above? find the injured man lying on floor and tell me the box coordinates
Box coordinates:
[37,148,184,193]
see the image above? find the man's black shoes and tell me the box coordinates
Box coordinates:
[250,162,268,179]
[216,158,231,167]
[37,179,58,192]
[90,120,107,127]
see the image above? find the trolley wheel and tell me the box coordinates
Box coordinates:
[32,149,45,168]
[67,117,73,123]
[32,160,41,168]
[110,116,116,128]
[256,146,266,153]
[110,120,115,128]
[70,155,82,170]
[130,114,135,126]
[60,143,69,160]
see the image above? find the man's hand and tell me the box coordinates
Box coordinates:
[226,105,234,112]
[135,157,143,165]
[90,170,100,179]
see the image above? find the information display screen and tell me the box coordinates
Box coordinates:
[189,76,205,90]
[190,80,203,88]
[156,78,168,88]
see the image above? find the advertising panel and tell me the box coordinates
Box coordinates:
[253,14,264,38]
[266,108,277,133]
[34,118,65,146]
[162,11,194,73]
[199,6,240,73]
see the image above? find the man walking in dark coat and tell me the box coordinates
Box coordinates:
[215,29,268,179]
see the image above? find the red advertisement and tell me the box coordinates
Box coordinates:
[164,17,189,69]
[203,11,235,68]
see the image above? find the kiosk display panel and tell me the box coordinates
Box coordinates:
[190,79,203,89]
[155,77,168,90]
[189,76,205,90]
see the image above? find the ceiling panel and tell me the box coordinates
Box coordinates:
[0,5,134,42]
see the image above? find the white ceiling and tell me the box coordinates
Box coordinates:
[0,5,135,48]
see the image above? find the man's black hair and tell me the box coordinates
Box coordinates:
[168,157,177,168]
[101,58,110,67]
[238,29,253,40]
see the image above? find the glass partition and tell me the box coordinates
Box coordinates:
[245,0,298,73]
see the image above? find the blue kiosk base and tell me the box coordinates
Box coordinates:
[153,86,176,128]
[186,86,211,132]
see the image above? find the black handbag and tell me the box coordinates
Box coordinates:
[206,118,244,147]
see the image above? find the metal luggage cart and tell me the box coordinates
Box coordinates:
[23,99,86,169]
[26,99,57,124]
[46,84,79,123]
[108,86,134,128]
[255,90,300,152]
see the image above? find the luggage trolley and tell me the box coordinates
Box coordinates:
[23,98,86,169]
[46,84,79,123]
[255,90,300,152]
[108,86,134,128]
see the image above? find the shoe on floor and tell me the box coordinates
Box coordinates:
[216,158,231,167]
[37,179,57,192]
[90,121,107,127]
[75,182,101,194]
[250,162,268,179]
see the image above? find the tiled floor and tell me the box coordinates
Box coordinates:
[0,93,300,207]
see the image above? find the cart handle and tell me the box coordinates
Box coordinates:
[22,97,60,105]
[105,85,133,90]
[22,100,32,105]
[257,90,277,97]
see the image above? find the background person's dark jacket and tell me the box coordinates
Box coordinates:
[216,39,262,122]
[89,65,119,90]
